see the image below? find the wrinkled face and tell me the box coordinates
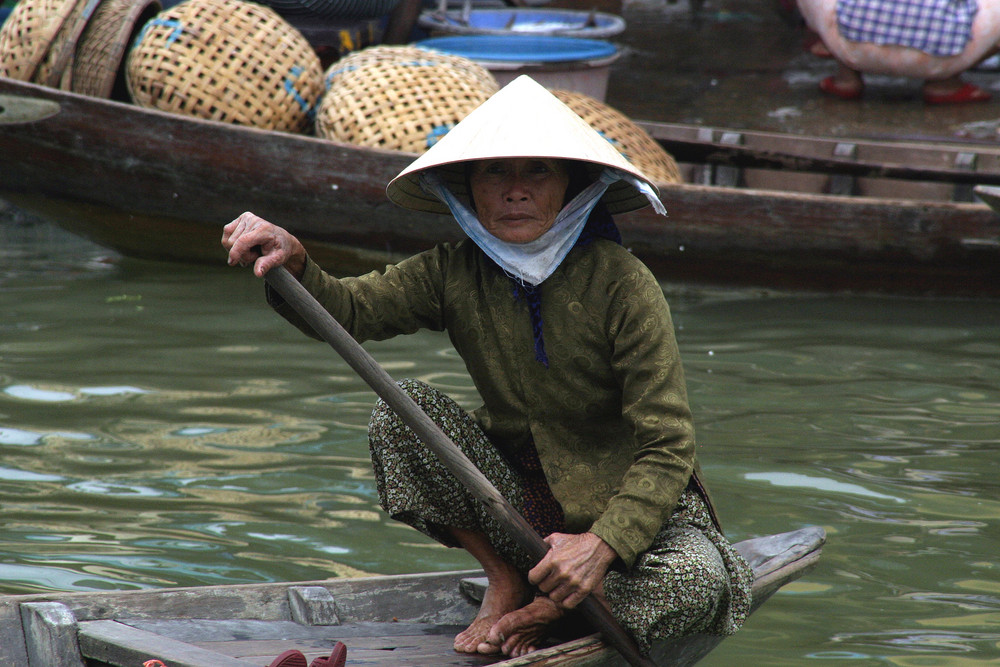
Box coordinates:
[468,158,571,244]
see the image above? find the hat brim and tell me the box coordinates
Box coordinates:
[386,75,658,215]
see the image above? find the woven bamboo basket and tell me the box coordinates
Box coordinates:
[36,0,93,89]
[316,56,498,153]
[74,0,162,99]
[552,89,682,185]
[126,0,323,133]
[323,44,497,92]
[0,0,84,83]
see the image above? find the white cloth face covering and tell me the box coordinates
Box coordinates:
[419,167,666,286]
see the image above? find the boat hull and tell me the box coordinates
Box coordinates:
[2,77,999,295]
[0,527,825,667]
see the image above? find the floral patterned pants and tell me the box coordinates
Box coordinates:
[368,379,754,652]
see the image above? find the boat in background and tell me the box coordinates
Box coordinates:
[0,526,825,667]
[1,76,999,297]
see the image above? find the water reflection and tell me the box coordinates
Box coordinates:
[745,471,907,504]
[2,220,1000,664]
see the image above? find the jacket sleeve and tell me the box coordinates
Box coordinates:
[587,261,697,569]
[266,248,451,342]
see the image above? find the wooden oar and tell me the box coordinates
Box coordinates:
[261,265,657,667]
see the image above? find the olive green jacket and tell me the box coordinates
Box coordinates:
[272,238,717,569]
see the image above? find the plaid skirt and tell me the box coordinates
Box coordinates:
[368,379,753,652]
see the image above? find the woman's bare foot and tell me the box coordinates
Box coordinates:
[478,595,565,658]
[453,565,531,654]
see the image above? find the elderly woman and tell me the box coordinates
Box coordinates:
[798,0,1000,102]
[223,76,752,659]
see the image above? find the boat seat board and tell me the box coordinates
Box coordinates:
[79,618,502,666]
[122,618,467,642]
[78,620,258,667]
[192,635,497,666]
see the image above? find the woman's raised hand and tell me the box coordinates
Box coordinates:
[222,211,307,279]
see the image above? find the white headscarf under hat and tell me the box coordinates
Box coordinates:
[385,75,666,284]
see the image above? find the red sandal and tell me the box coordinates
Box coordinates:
[923,82,991,104]
[269,650,307,667]
[819,76,863,100]
[309,641,347,667]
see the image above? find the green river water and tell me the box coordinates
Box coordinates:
[1,220,998,665]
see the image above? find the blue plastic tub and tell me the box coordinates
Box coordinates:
[418,8,626,39]
[417,35,620,100]
[419,35,616,63]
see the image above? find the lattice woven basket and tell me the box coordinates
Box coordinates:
[322,44,497,93]
[316,55,499,153]
[74,0,162,98]
[552,89,682,185]
[0,0,84,84]
[126,0,323,132]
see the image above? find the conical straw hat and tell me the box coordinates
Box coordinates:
[386,75,659,215]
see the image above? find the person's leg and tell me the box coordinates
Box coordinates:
[922,74,992,103]
[820,60,864,99]
[601,488,754,653]
[368,379,542,654]
[368,379,529,561]
[450,527,534,654]
[807,31,833,57]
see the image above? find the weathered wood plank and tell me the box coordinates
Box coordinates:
[714,132,743,188]
[828,143,858,196]
[78,620,257,667]
[460,576,489,603]
[641,118,1000,185]
[692,128,715,185]
[953,151,977,202]
[288,585,341,626]
[19,602,86,667]
[124,618,329,642]
[193,634,487,665]
[0,602,29,667]
[125,618,464,642]
[1,570,480,626]
[735,526,826,571]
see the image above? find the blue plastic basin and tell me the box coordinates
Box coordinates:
[417,35,617,64]
[418,8,626,39]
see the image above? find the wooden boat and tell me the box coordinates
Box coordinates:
[1,75,999,296]
[0,526,824,666]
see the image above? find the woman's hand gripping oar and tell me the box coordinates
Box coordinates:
[261,265,658,667]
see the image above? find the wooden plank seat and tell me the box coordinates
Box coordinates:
[78,618,484,667]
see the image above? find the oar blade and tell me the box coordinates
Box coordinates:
[0,94,61,125]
